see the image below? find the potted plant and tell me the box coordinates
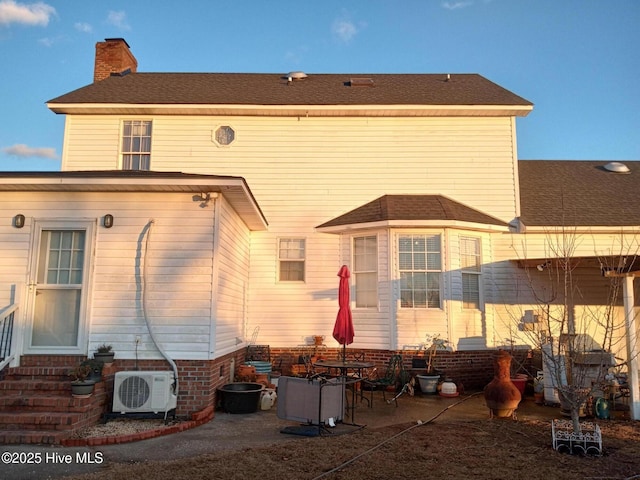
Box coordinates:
[93,343,115,365]
[533,375,545,404]
[80,358,103,382]
[416,334,449,394]
[68,364,96,397]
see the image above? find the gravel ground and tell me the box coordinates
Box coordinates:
[71,418,181,438]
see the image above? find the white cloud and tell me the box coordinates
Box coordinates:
[37,34,63,46]
[0,0,55,26]
[2,144,57,159]
[37,35,52,46]
[332,19,357,42]
[106,10,130,30]
[331,18,360,43]
[442,1,474,10]
[74,22,92,33]
[284,45,309,66]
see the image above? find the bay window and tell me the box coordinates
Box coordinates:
[460,236,482,309]
[353,235,377,308]
[399,234,441,308]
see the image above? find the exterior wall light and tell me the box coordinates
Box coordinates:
[14,214,25,229]
[103,214,114,228]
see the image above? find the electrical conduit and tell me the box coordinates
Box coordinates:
[139,219,180,403]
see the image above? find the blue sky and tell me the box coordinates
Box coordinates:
[0,0,638,171]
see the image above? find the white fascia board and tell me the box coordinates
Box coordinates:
[517,225,640,235]
[0,175,242,190]
[316,219,510,234]
[47,103,534,117]
[0,175,268,230]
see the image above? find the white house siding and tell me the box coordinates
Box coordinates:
[0,191,223,361]
[0,201,31,307]
[60,114,520,349]
[62,115,519,223]
[61,116,121,170]
[213,195,251,358]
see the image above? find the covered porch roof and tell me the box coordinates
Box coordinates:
[0,170,268,230]
[514,255,640,277]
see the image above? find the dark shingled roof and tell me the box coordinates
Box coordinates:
[48,72,532,107]
[518,160,640,227]
[317,195,508,229]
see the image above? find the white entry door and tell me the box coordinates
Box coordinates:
[25,221,94,353]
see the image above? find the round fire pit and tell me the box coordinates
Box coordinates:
[218,382,263,414]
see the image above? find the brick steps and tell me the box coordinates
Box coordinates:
[3,366,72,381]
[0,379,72,395]
[0,358,109,445]
[0,411,83,430]
[0,429,71,445]
[0,393,96,412]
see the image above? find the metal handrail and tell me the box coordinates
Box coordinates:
[0,302,18,363]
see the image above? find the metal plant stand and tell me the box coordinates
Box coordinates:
[551,419,602,456]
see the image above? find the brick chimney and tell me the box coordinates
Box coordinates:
[93,38,138,82]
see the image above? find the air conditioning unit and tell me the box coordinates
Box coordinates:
[113,371,177,414]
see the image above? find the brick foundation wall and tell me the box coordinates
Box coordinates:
[104,354,242,417]
[17,347,538,418]
[269,347,538,391]
[20,352,244,418]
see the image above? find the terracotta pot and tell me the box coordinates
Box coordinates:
[484,350,522,418]
[236,364,257,381]
[510,376,527,396]
[238,364,256,374]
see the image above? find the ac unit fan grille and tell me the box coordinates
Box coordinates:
[118,375,151,409]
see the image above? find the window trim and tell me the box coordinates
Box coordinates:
[277,237,306,282]
[397,233,443,309]
[460,236,482,310]
[120,120,152,171]
[352,234,378,309]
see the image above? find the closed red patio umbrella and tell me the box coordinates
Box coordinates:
[333,265,354,361]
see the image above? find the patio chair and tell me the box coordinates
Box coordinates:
[344,350,373,409]
[363,354,405,407]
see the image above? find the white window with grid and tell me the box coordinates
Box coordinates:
[398,234,441,309]
[460,236,482,310]
[278,238,305,282]
[121,120,152,170]
[353,235,377,308]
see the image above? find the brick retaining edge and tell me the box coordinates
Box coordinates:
[60,405,215,447]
